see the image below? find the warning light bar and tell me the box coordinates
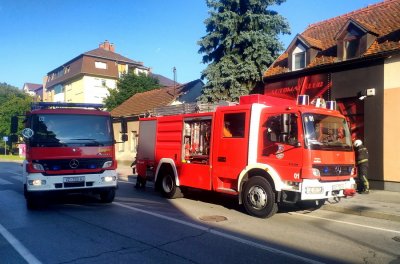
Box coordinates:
[31,102,104,110]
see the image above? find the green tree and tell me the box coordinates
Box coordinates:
[198,0,290,103]
[0,83,32,144]
[104,72,159,110]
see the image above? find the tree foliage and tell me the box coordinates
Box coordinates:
[0,83,32,139]
[104,72,160,110]
[198,0,290,102]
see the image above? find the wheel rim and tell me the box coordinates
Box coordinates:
[247,185,267,210]
[162,174,173,193]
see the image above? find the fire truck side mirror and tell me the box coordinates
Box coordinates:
[10,116,18,133]
[281,114,290,134]
[9,135,18,143]
[121,134,128,142]
[121,118,127,134]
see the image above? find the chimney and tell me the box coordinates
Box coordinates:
[99,40,114,52]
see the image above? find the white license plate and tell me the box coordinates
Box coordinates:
[63,176,85,183]
[332,184,345,191]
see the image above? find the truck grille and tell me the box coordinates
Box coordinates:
[37,158,112,174]
[313,165,353,176]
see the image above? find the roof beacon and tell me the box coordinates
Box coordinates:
[311,98,326,108]
[297,95,309,105]
[326,101,337,110]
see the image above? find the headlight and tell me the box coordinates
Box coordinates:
[28,180,46,186]
[102,161,113,168]
[102,176,116,182]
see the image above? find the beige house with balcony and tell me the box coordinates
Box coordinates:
[43,40,151,104]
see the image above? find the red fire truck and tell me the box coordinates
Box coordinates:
[136,94,357,218]
[10,102,127,209]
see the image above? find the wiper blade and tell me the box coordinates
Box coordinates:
[69,138,103,146]
[70,138,96,141]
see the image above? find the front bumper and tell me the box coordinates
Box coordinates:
[25,169,118,193]
[300,178,356,200]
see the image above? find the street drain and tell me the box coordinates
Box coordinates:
[199,215,228,222]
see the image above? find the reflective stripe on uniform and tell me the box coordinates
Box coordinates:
[357,159,368,165]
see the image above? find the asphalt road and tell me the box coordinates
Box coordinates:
[1,161,399,264]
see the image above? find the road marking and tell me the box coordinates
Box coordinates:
[0,178,13,185]
[0,223,42,264]
[10,175,23,182]
[3,170,21,176]
[291,212,400,234]
[114,202,324,264]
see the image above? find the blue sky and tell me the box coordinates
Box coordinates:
[0,0,381,89]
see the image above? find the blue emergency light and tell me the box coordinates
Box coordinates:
[31,102,104,110]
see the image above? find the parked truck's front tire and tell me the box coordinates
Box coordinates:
[242,176,277,218]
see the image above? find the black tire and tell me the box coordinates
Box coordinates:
[296,199,326,210]
[160,171,182,199]
[242,176,277,218]
[100,188,115,203]
[26,194,41,210]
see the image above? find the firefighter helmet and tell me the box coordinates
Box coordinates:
[354,139,362,148]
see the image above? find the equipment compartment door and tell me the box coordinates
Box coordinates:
[179,117,212,189]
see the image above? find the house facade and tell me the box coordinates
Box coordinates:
[22,83,42,101]
[110,80,204,165]
[259,0,400,191]
[43,40,151,104]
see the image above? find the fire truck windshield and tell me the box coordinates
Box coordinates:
[303,113,352,151]
[29,114,113,147]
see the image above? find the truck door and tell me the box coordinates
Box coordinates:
[212,109,250,192]
[260,112,303,182]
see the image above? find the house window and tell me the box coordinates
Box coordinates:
[344,35,360,59]
[118,140,125,152]
[294,52,306,70]
[95,61,107,69]
[130,131,138,153]
[292,44,307,71]
[342,26,362,60]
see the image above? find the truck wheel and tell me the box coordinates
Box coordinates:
[100,189,115,203]
[160,171,182,199]
[26,195,41,210]
[242,176,277,218]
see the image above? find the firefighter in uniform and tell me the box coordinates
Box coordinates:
[354,139,370,194]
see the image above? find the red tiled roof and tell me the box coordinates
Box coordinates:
[24,83,42,91]
[265,0,400,77]
[110,80,201,117]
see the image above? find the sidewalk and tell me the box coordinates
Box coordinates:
[116,165,400,222]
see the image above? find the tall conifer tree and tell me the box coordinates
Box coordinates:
[198,0,290,102]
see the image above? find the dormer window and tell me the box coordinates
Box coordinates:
[335,19,377,61]
[343,27,362,59]
[292,44,306,71]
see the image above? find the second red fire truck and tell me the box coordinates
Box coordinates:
[136,94,357,218]
[10,102,127,209]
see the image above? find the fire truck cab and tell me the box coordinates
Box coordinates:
[136,94,356,218]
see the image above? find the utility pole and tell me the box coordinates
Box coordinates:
[173,67,177,96]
